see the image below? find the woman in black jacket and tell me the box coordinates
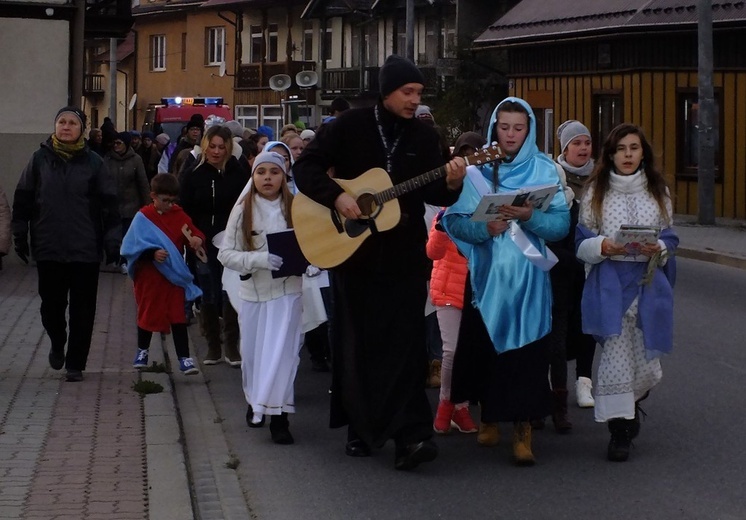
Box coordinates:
[180,125,249,365]
[12,106,120,382]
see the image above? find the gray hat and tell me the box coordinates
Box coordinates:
[557,120,591,152]
[155,133,170,146]
[252,151,287,175]
[224,120,244,138]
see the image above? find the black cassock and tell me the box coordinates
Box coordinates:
[293,102,458,447]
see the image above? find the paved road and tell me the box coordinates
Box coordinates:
[179,256,746,520]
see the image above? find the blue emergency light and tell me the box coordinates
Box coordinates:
[161,97,224,106]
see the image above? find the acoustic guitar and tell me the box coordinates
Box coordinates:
[292,144,503,268]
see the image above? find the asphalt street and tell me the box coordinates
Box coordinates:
[182,256,746,520]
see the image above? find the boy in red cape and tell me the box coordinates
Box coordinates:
[121,173,205,375]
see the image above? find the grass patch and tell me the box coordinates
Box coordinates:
[132,380,164,395]
[140,361,167,373]
[225,454,240,470]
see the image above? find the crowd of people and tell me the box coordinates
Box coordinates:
[7,53,677,470]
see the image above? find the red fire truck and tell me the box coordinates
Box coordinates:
[142,97,233,143]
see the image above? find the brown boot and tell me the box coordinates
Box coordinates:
[222,300,241,367]
[551,389,572,433]
[200,303,223,364]
[477,422,500,447]
[512,422,535,466]
[427,359,442,388]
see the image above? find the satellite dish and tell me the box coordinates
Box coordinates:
[219,62,226,78]
[128,93,137,111]
[269,74,292,92]
[296,70,318,88]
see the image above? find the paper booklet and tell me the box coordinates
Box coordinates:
[470,182,559,222]
[266,229,310,278]
[611,224,661,262]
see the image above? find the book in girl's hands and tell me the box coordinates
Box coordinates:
[611,225,661,262]
[266,229,310,278]
[470,182,559,222]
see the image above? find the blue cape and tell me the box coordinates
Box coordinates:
[443,97,570,354]
[121,211,202,302]
[575,224,677,359]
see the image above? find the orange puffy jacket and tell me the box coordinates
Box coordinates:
[426,212,468,309]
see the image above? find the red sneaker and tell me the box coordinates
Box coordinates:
[451,406,478,433]
[433,400,455,434]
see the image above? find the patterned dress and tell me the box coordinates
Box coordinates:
[577,170,673,422]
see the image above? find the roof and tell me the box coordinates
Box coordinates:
[94,31,135,62]
[475,0,746,45]
[302,0,374,18]
[201,0,305,8]
[132,0,203,16]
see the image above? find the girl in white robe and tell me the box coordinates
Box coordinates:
[218,151,303,445]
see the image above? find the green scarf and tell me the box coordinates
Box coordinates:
[51,134,86,161]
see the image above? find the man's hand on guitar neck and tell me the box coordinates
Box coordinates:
[445,156,466,191]
[334,192,363,220]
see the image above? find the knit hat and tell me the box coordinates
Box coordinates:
[453,131,487,155]
[142,131,155,140]
[224,120,244,138]
[300,129,315,141]
[557,120,591,153]
[378,55,426,98]
[415,105,433,120]
[129,130,141,137]
[116,131,132,147]
[257,125,275,141]
[55,106,87,129]
[155,133,170,146]
[186,114,205,132]
[252,151,287,175]
[330,97,350,113]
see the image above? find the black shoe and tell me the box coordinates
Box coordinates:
[345,439,371,457]
[607,419,633,462]
[48,348,65,370]
[246,405,265,428]
[270,414,294,445]
[394,439,438,471]
[65,369,83,382]
[311,359,330,372]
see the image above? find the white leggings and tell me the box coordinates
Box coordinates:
[436,305,466,405]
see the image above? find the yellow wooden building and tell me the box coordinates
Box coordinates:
[475,1,746,218]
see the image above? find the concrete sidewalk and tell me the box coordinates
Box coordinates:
[0,214,743,520]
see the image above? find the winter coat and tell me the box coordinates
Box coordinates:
[138,144,161,182]
[105,147,150,219]
[0,185,10,255]
[427,214,467,309]
[12,139,120,262]
[180,156,250,248]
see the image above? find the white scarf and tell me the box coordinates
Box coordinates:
[609,168,647,194]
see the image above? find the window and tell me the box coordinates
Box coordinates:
[424,19,438,65]
[261,105,283,139]
[250,25,263,63]
[350,29,360,67]
[677,91,721,179]
[364,24,378,67]
[235,105,259,130]
[533,108,553,155]
[150,34,166,71]
[593,94,623,156]
[268,24,278,62]
[441,18,456,58]
[296,104,317,128]
[181,33,187,70]
[206,27,225,66]
[396,19,407,56]
[322,26,332,62]
[302,21,314,61]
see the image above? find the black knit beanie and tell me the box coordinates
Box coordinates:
[378,55,426,98]
[55,106,87,129]
[186,114,205,131]
[116,131,132,148]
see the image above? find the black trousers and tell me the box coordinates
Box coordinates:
[37,261,100,371]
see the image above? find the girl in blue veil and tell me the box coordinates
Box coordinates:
[442,97,569,466]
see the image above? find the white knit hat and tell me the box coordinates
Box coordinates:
[557,120,591,152]
[300,129,315,141]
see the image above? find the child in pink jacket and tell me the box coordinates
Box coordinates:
[427,210,477,434]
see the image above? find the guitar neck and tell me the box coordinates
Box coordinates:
[376,165,448,204]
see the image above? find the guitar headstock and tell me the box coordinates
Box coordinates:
[463,143,503,167]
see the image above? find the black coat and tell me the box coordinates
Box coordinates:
[293,102,460,447]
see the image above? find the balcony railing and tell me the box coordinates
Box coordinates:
[321,65,436,97]
[236,61,316,90]
[83,74,106,95]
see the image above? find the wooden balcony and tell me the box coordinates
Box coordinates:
[236,61,317,90]
[83,74,106,95]
[321,65,437,99]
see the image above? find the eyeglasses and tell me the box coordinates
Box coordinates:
[113,140,125,145]
[157,196,178,205]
